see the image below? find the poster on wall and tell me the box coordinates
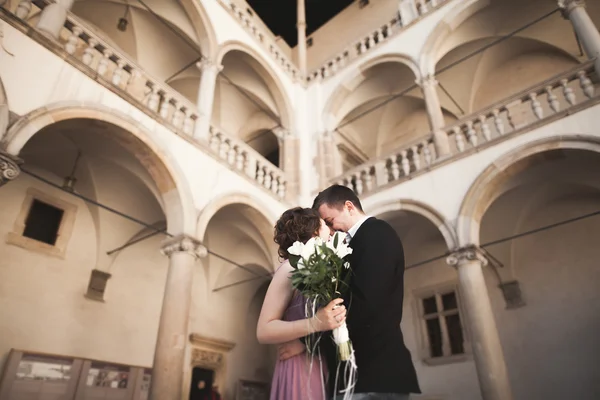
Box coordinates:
[236,379,269,400]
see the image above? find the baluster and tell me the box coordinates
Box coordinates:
[148,87,160,112]
[422,140,432,165]
[411,145,421,171]
[529,93,543,119]
[578,70,595,99]
[277,179,286,198]
[65,26,82,55]
[256,165,265,186]
[561,78,576,106]
[492,109,505,135]
[235,151,245,171]
[159,97,171,119]
[227,144,236,165]
[376,28,384,43]
[387,21,394,36]
[367,35,375,48]
[454,127,465,152]
[97,49,112,76]
[465,121,478,146]
[271,174,279,194]
[219,137,229,160]
[546,86,560,113]
[354,172,363,195]
[209,128,220,152]
[479,116,492,141]
[389,155,400,180]
[183,111,194,135]
[263,168,272,189]
[359,40,367,54]
[172,105,184,129]
[364,169,373,192]
[418,0,428,14]
[112,60,126,86]
[15,0,32,19]
[82,38,98,66]
[400,150,410,176]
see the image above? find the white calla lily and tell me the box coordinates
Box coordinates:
[287,241,304,256]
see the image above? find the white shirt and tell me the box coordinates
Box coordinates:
[347,215,371,241]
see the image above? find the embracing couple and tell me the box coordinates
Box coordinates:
[257,185,420,400]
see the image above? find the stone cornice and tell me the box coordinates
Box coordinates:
[189,333,236,352]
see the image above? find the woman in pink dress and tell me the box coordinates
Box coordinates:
[257,207,347,400]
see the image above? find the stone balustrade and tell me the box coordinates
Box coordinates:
[209,126,286,199]
[218,0,300,82]
[332,61,598,195]
[1,1,289,200]
[308,0,448,82]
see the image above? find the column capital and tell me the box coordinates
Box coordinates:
[446,245,488,267]
[416,74,439,88]
[273,126,292,138]
[558,0,585,17]
[0,151,23,187]
[196,57,223,74]
[161,235,207,259]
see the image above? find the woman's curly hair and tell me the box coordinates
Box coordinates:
[274,207,322,260]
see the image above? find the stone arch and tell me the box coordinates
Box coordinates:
[0,77,8,137]
[1,102,196,236]
[322,54,421,132]
[179,0,218,59]
[457,135,600,246]
[419,0,490,76]
[368,198,457,250]
[196,192,278,243]
[215,41,294,131]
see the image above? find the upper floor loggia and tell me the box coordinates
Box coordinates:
[1,0,599,205]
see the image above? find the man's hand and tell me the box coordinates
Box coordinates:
[277,339,306,361]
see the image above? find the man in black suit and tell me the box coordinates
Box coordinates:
[313,184,420,400]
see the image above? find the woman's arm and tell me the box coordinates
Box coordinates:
[256,261,346,345]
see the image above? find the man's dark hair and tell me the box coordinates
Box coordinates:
[312,184,364,212]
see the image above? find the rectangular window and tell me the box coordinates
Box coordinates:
[22,200,64,245]
[420,290,465,359]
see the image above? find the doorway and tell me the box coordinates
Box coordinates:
[189,367,215,400]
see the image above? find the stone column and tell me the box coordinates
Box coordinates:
[418,75,450,157]
[36,0,74,39]
[316,131,338,189]
[559,0,600,74]
[447,247,513,400]
[0,151,22,187]
[399,0,419,26]
[275,127,300,200]
[194,58,222,141]
[150,235,207,400]
[297,0,308,77]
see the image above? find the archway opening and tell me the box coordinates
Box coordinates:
[0,117,183,372]
[374,208,478,397]
[196,203,276,398]
[477,148,600,399]
[328,61,455,173]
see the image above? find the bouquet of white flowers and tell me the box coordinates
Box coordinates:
[287,231,357,398]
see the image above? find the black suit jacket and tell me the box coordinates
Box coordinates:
[322,217,420,396]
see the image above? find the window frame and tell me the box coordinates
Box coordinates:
[413,282,472,366]
[6,187,78,259]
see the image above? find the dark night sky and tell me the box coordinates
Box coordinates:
[246,0,355,47]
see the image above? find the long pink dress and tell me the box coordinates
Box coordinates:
[269,291,328,400]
